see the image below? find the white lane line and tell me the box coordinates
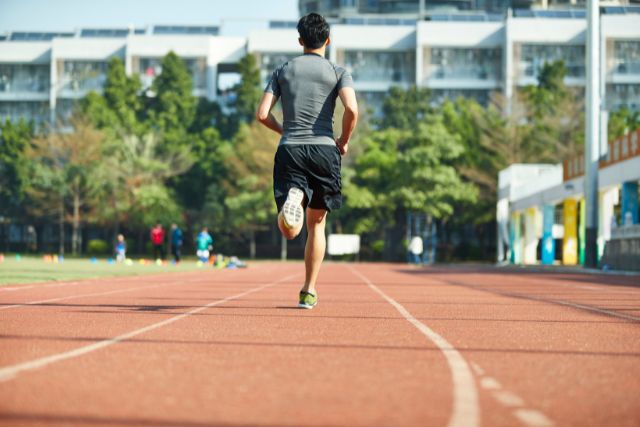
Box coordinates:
[493,390,525,407]
[0,278,204,311]
[470,362,485,376]
[480,377,501,390]
[0,265,277,311]
[349,266,479,427]
[470,362,555,426]
[514,409,555,427]
[0,273,297,382]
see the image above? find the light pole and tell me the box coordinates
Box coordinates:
[584,0,600,268]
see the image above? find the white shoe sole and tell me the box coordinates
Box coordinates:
[297,303,316,309]
[282,188,304,228]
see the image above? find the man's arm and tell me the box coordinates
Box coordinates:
[255,92,283,135]
[336,87,358,156]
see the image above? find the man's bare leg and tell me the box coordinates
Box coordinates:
[278,211,303,240]
[302,207,327,295]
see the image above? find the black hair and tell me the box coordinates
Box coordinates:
[297,13,329,49]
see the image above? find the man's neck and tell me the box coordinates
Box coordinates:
[303,47,326,57]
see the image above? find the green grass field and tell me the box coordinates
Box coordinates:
[0,255,210,285]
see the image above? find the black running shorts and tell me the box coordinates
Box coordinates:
[273,144,342,212]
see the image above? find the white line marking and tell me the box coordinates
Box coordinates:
[0,278,205,311]
[470,362,485,376]
[0,273,297,382]
[349,266,479,427]
[480,377,501,390]
[492,390,524,407]
[514,409,555,427]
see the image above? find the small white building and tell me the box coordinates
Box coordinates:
[497,129,640,269]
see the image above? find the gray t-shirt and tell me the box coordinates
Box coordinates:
[265,53,354,146]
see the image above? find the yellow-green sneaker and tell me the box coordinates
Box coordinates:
[298,290,317,309]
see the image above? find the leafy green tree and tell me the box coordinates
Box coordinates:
[378,86,432,130]
[147,51,197,149]
[92,132,194,232]
[346,115,476,235]
[0,118,33,218]
[104,57,143,132]
[233,54,262,124]
[521,61,584,161]
[26,116,105,255]
[172,127,227,212]
[223,121,279,258]
[80,57,143,134]
[609,106,640,139]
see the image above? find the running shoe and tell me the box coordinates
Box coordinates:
[298,290,317,309]
[282,187,304,229]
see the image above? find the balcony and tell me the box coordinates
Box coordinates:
[0,64,50,101]
[134,56,207,96]
[609,41,640,84]
[606,83,640,111]
[0,101,49,123]
[340,50,415,90]
[516,44,585,86]
[57,61,108,98]
[423,47,501,89]
[258,52,299,86]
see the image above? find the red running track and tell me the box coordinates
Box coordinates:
[0,262,638,427]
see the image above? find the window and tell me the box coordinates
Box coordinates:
[606,84,640,111]
[427,47,502,80]
[343,50,415,83]
[60,61,108,93]
[0,64,49,93]
[613,41,640,75]
[137,57,207,91]
[0,101,49,123]
[430,89,493,106]
[519,44,585,79]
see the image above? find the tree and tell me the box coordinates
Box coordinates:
[346,115,476,235]
[223,121,279,258]
[146,51,197,149]
[92,132,194,233]
[378,86,432,130]
[26,116,104,255]
[80,57,143,134]
[609,106,640,139]
[521,60,584,161]
[233,54,263,124]
[0,118,33,219]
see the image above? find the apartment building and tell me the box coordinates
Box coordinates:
[0,8,639,124]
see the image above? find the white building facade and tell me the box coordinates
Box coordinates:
[0,9,639,124]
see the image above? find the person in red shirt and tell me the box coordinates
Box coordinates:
[150,222,165,261]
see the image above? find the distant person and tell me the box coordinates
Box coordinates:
[150,222,165,260]
[115,234,126,262]
[196,227,213,263]
[170,223,183,263]
[255,12,358,309]
[408,236,423,265]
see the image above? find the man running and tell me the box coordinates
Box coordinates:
[256,12,358,309]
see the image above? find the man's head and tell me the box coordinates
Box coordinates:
[297,13,330,50]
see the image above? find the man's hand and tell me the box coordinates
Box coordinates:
[336,135,349,156]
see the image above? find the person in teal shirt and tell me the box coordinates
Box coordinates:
[196,227,213,263]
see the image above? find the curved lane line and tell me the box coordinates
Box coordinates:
[348,266,480,427]
[0,273,298,382]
